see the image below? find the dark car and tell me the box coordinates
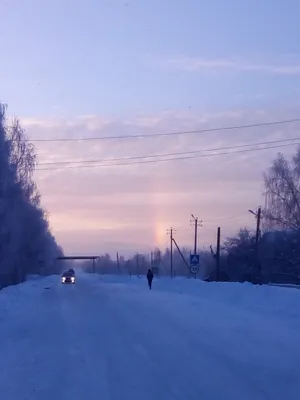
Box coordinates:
[61,270,76,284]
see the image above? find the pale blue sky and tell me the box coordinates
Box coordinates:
[1,0,300,255]
[1,0,300,118]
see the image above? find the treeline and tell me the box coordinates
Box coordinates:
[83,147,300,285]
[81,249,215,278]
[220,147,300,284]
[0,104,63,289]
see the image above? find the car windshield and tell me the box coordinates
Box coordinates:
[63,272,73,277]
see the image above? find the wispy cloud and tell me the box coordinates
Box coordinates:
[18,107,300,256]
[149,56,300,75]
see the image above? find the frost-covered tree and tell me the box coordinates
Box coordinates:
[263,148,300,230]
[259,230,300,283]
[259,147,300,281]
[219,148,300,284]
[0,105,26,284]
[222,228,257,282]
[0,104,63,289]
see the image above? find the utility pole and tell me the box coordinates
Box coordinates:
[249,207,262,282]
[255,207,261,252]
[170,229,173,278]
[190,214,202,254]
[136,253,140,277]
[167,227,176,278]
[216,227,221,282]
[116,252,120,273]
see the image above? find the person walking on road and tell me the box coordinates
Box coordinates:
[147,269,154,290]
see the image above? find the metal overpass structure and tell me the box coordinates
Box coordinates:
[57,256,99,273]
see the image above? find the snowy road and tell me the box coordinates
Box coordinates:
[1,273,300,400]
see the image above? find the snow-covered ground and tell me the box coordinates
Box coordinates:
[1,272,300,400]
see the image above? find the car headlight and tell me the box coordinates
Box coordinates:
[62,277,66,282]
[71,277,75,282]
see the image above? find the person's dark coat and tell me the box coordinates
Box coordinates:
[147,269,154,289]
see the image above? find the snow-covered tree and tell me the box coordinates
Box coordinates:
[0,103,63,289]
[222,228,257,282]
[263,148,300,230]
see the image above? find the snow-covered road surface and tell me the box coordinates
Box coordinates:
[1,273,300,400]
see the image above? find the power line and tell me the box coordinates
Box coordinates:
[203,213,246,223]
[36,140,300,171]
[37,136,300,166]
[31,117,300,143]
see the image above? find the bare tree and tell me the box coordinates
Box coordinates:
[263,148,300,230]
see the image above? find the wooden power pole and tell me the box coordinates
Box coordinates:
[116,252,120,272]
[255,207,261,259]
[216,227,221,282]
[190,214,202,255]
[136,253,140,277]
[249,206,262,281]
[167,227,176,278]
[170,228,173,278]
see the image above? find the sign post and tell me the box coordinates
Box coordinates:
[189,254,200,275]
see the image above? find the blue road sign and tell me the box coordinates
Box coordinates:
[190,254,199,265]
[190,265,199,274]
